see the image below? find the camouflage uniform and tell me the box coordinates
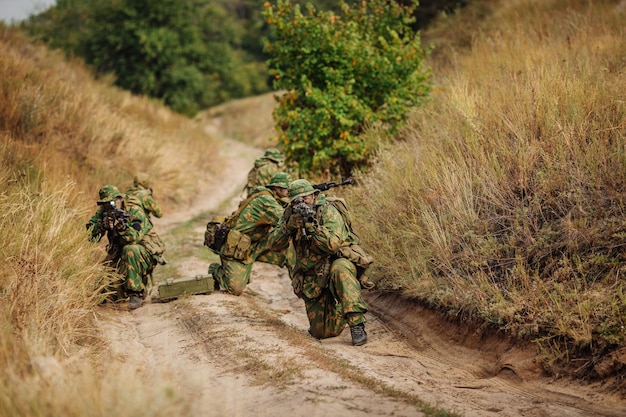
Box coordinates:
[268,179,369,345]
[125,172,167,265]
[125,172,163,227]
[86,185,156,308]
[210,172,291,296]
[244,147,285,196]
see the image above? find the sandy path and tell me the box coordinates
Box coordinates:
[95,137,626,417]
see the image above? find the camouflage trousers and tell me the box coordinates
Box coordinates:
[211,244,288,296]
[302,258,368,339]
[106,244,155,296]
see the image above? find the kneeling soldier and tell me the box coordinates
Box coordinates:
[268,179,370,346]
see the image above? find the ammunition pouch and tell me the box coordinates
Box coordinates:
[221,229,252,262]
[141,230,166,256]
[302,258,332,299]
[204,217,230,254]
[291,270,304,298]
[336,244,373,271]
[336,244,375,289]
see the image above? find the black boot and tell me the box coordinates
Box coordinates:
[349,323,367,346]
[129,293,144,310]
[208,263,221,291]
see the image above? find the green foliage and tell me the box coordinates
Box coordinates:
[24,0,270,117]
[263,0,431,176]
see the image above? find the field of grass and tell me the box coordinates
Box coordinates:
[348,0,626,380]
[0,27,219,416]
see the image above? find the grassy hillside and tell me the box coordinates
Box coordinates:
[0,27,219,416]
[348,0,626,384]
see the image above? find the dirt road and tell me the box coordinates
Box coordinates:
[96,137,626,417]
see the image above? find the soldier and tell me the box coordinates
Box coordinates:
[244,147,285,196]
[125,172,163,226]
[125,172,167,266]
[268,179,370,346]
[209,172,292,295]
[86,185,156,310]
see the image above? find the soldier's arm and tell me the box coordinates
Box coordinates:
[118,207,150,244]
[86,209,105,242]
[144,195,163,218]
[268,217,290,251]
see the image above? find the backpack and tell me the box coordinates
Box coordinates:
[318,197,374,285]
[203,190,272,255]
[318,197,354,236]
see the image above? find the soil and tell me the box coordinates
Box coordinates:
[96,134,626,417]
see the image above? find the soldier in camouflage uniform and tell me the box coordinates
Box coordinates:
[268,179,369,346]
[125,172,163,226]
[209,172,292,296]
[125,172,167,266]
[86,185,156,310]
[244,147,285,197]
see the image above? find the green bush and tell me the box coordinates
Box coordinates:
[263,0,432,176]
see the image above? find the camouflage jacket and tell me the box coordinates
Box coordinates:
[268,194,355,273]
[86,202,152,250]
[245,158,282,195]
[125,185,163,220]
[230,186,284,245]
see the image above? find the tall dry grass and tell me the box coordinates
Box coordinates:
[0,27,220,209]
[349,0,626,377]
[0,26,219,416]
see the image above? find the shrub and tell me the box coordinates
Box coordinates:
[263,0,432,176]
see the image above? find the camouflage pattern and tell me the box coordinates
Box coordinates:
[244,148,285,196]
[125,184,163,222]
[288,179,318,202]
[86,186,156,297]
[268,190,368,339]
[210,186,288,295]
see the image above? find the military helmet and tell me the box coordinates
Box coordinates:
[267,172,291,189]
[288,179,318,202]
[98,185,122,203]
[133,172,151,188]
[264,147,284,163]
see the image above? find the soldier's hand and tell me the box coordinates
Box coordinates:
[286,213,304,232]
[104,216,116,231]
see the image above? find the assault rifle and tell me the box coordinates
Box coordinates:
[98,200,130,232]
[313,178,355,192]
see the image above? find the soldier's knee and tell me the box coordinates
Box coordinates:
[227,282,245,296]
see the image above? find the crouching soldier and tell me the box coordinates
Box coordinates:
[208,172,291,295]
[268,179,370,346]
[86,185,157,310]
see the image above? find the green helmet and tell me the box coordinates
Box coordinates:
[288,179,318,202]
[98,185,122,203]
[264,147,284,163]
[133,172,151,188]
[267,172,291,189]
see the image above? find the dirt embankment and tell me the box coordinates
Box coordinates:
[96,135,626,417]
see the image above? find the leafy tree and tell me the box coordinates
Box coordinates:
[25,0,270,116]
[263,0,432,176]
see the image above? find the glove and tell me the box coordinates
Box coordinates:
[286,214,305,232]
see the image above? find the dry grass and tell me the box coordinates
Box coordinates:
[0,26,220,417]
[348,0,626,378]
[0,27,221,210]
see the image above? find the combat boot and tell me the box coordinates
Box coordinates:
[129,294,144,310]
[349,323,367,346]
[208,263,221,291]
